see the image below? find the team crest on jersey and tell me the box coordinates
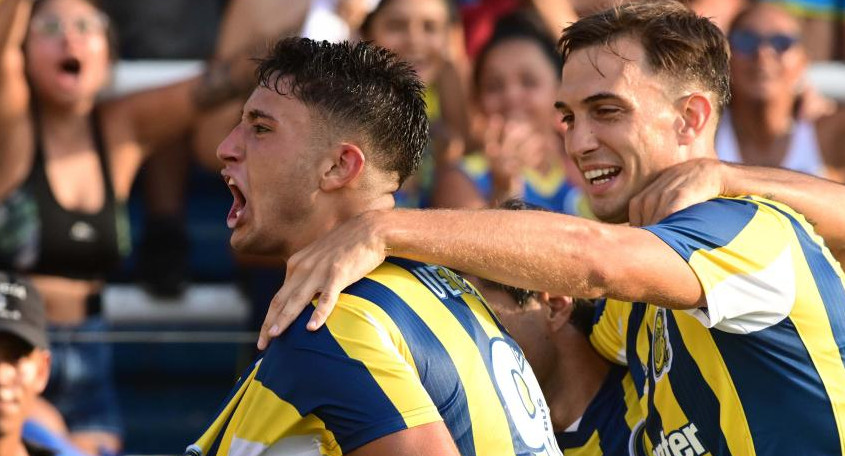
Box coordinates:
[651,308,673,382]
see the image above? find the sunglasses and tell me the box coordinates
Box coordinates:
[729,30,800,56]
[30,13,109,38]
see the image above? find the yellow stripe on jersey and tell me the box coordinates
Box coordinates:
[367,263,516,455]
[666,311,754,455]
[192,360,261,454]
[325,293,441,429]
[786,234,845,455]
[591,299,632,366]
[190,258,562,456]
[216,381,339,456]
[624,196,845,456]
[621,373,644,431]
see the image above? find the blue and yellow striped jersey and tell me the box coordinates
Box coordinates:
[459,154,590,216]
[189,258,562,456]
[555,365,645,456]
[591,196,845,456]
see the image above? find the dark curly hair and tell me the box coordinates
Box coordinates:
[558,0,731,115]
[255,37,429,186]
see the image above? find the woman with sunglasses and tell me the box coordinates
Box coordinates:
[718,3,845,182]
[0,0,258,454]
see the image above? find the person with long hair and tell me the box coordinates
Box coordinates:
[0,0,257,453]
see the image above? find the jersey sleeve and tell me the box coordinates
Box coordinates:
[590,299,630,365]
[257,297,442,453]
[642,197,798,333]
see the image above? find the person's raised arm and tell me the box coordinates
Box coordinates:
[257,208,702,349]
[101,54,257,154]
[0,0,35,199]
[627,158,845,262]
[348,422,459,456]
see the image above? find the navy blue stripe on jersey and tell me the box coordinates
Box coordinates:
[593,298,608,326]
[643,198,757,261]
[758,201,845,363]
[258,307,408,452]
[663,312,731,455]
[344,277,477,455]
[556,366,631,452]
[711,319,839,455]
[627,303,647,395]
[593,366,635,454]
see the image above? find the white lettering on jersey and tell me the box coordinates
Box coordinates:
[651,423,706,456]
[412,265,483,301]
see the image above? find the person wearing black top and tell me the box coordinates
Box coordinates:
[0,0,260,453]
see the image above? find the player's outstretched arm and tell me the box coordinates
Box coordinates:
[628,158,845,261]
[258,208,703,349]
[347,422,460,456]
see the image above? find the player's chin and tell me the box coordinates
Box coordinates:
[587,197,630,224]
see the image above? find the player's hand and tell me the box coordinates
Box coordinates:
[257,211,388,350]
[629,158,726,226]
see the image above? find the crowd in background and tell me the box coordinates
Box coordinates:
[1,0,844,454]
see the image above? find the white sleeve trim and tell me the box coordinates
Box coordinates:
[686,246,796,334]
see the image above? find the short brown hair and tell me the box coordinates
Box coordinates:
[558,0,731,114]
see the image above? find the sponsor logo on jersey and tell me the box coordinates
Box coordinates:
[652,423,707,456]
[652,308,673,382]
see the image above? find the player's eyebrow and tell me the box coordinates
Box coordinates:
[555,92,626,111]
[243,108,278,123]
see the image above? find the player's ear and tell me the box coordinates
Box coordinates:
[320,143,366,192]
[675,92,712,146]
[545,294,573,332]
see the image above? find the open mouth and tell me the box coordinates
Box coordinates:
[59,57,82,76]
[583,167,622,186]
[225,176,247,229]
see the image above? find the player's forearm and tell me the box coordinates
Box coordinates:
[377,208,612,298]
[721,163,845,254]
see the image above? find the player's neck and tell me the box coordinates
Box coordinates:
[283,192,395,261]
[544,327,612,432]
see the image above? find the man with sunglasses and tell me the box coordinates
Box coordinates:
[718,3,845,182]
[258,3,845,455]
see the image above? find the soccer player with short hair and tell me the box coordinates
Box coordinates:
[188,38,561,456]
[260,3,845,455]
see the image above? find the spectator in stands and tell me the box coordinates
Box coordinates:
[0,271,53,456]
[760,0,845,60]
[719,2,845,182]
[0,271,88,456]
[433,12,588,214]
[99,0,230,297]
[361,0,471,208]
[0,0,259,453]
[685,0,748,32]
